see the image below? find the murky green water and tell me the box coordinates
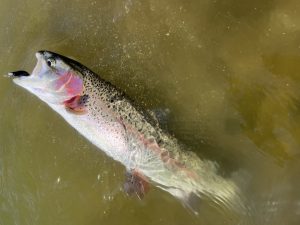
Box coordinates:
[1,0,300,224]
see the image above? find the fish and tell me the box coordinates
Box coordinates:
[8,50,244,214]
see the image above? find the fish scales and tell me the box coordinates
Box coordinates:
[78,65,179,171]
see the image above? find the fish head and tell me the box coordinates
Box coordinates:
[12,50,84,104]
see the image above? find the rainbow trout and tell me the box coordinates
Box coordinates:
[9,51,242,213]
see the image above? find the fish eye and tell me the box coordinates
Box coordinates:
[46,58,56,67]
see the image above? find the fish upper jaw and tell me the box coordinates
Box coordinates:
[31,51,46,77]
[36,51,43,58]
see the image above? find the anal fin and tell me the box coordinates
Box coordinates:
[123,170,150,200]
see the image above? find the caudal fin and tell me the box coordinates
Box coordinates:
[163,188,201,215]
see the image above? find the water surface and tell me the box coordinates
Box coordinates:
[1,0,300,224]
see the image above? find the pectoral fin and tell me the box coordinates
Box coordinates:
[64,94,89,114]
[123,170,150,200]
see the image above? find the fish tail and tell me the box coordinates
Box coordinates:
[166,188,201,215]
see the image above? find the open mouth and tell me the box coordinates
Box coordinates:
[7,52,43,90]
[7,51,44,79]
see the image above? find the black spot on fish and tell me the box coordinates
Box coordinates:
[80,94,89,105]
